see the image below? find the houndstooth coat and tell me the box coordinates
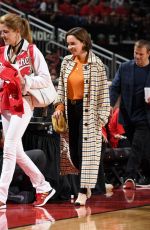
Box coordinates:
[56,51,110,189]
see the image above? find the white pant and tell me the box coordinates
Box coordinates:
[0,97,51,203]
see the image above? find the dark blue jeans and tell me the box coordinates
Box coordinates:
[125,123,150,180]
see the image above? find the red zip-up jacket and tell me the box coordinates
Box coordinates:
[0,47,24,115]
[0,60,24,115]
[108,108,125,148]
[0,44,35,115]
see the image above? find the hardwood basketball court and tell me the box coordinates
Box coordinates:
[1,187,149,230]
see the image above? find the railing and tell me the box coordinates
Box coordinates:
[0,1,130,80]
[0,2,25,17]
[27,15,55,56]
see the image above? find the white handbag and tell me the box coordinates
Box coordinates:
[28,83,57,107]
[26,45,57,107]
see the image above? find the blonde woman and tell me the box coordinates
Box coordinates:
[0,13,56,209]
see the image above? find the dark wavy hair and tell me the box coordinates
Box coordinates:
[65,27,92,52]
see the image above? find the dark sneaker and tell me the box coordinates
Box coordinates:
[33,188,56,207]
[123,178,136,189]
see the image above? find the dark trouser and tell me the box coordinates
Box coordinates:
[93,141,106,194]
[125,123,150,180]
[67,99,83,171]
[67,99,86,193]
[67,99,106,194]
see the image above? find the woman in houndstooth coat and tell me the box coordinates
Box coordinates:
[53,27,110,205]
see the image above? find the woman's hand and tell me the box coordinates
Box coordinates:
[53,110,63,119]
[114,134,122,139]
[114,134,127,139]
[103,136,108,143]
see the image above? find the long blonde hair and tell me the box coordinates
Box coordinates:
[0,13,32,43]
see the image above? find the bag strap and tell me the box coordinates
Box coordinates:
[28,44,49,114]
[27,44,35,73]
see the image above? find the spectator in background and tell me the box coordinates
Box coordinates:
[79,0,97,17]
[107,107,130,148]
[53,27,110,205]
[94,0,112,17]
[110,40,150,189]
[39,0,47,12]
[110,0,124,9]
[58,0,76,15]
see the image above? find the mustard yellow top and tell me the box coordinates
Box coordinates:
[67,58,84,100]
[56,57,84,112]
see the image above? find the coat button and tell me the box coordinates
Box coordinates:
[86,80,88,84]
[84,137,87,140]
[85,94,88,98]
[85,109,88,112]
[84,123,88,126]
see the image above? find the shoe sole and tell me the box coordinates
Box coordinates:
[34,189,56,207]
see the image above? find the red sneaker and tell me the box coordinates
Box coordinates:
[33,188,56,207]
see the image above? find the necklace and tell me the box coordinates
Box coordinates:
[12,39,23,49]
[7,39,24,64]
